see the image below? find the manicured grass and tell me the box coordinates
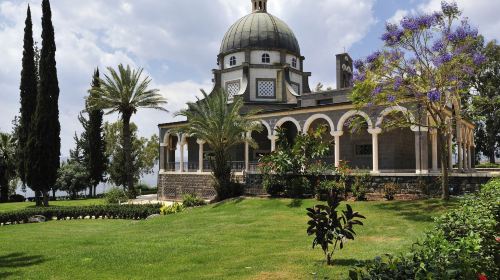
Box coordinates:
[0,198,457,280]
[0,198,105,213]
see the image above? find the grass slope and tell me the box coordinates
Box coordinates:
[0,199,105,213]
[0,198,456,280]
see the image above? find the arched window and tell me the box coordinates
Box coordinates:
[259,1,262,10]
[262,53,270,63]
[229,56,236,66]
[291,57,297,68]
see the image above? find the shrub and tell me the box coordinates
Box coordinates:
[9,194,25,202]
[104,187,129,204]
[307,198,365,265]
[286,176,311,198]
[351,174,370,201]
[316,180,345,201]
[160,203,184,215]
[0,204,161,224]
[263,175,285,197]
[476,162,500,168]
[349,178,500,279]
[182,194,206,207]
[382,182,399,200]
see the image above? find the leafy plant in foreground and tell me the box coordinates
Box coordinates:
[307,198,365,265]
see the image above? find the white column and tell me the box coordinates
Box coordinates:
[368,128,382,174]
[414,127,429,174]
[196,139,205,173]
[331,131,344,168]
[179,143,185,173]
[457,141,463,171]
[448,135,453,170]
[269,135,277,152]
[245,132,251,172]
[431,131,438,172]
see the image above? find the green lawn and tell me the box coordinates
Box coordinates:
[0,198,105,213]
[0,198,457,280]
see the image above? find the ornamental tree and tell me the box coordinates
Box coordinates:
[351,1,485,199]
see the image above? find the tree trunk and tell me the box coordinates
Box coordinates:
[35,190,42,207]
[489,148,496,164]
[122,112,136,198]
[42,190,49,207]
[93,185,97,197]
[89,185,93,198]
[438,132,450,200]
[212,148,231,200]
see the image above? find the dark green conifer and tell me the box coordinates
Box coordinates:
[28,0,60,206]
[18,5,38,187]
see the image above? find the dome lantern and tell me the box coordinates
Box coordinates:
[252,0,268,13]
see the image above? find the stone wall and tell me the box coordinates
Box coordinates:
[158,173,216,200]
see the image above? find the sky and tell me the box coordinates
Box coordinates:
[0,0,499,159]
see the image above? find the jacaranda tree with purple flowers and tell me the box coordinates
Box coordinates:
[351,1,485,200]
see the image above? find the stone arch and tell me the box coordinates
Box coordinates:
[337,110,373,131]
[375,106,415,128]
[258,120,272,138]
[302,114,335,135]
[274,116,301,134]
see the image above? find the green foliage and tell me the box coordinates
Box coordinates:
[351,173,370,201]
[317,180,345,201]
[383,182,399,200]
[89,64,167,198]
[467,40,500,163]
[0,204,161,224]
[307,198,366,265]
[182,194,206,208]
[18,6,38,187]
[0,132,17,202]
[175,89,261,201]
[349,178,500,279]
[476,162,500,168]
[9,194,26,203]
[104,187,129,205]
[55,161,89,200]
[260,126,331,197]
[104,121,159,191]
[160,203,184,215]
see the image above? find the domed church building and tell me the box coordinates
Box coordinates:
[157,0,477,200]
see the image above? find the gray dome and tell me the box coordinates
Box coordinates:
[220,12,301,56]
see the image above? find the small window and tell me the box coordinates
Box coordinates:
[226,80,240,102]
[257,79,276,98]
[291,57,297,68]
[355,144,372,156]
[262,53,270,63]
[229,56,236,66]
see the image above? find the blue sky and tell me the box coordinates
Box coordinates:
[0,0,499,158]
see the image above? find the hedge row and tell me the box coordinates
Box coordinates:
[0,204,161,224]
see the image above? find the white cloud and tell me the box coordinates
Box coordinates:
[388,9,409,24]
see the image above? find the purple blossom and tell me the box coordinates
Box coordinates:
[372,85,383,96]
[473,53,486,65]
[462,65,474,75]
[448,22,478,42]
[393,76,403,91]
[387,95,396,103]
[433,52,452,66]
[427,90,441,102]
[441,1,460,17]
[366,51,381,63]
[407,67,417,76]
[401,17,419,31]
[381,23,404,46]
[353,72,366,83]
[432,40,445,52]
[416,13,440,28]
[353,59,365,70]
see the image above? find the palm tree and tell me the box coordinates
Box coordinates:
[0,132,17,202]
[175,89,261,200]
[89,64,167,197]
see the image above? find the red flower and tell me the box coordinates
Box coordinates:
[478,273,488,280]
[495,237,500,243]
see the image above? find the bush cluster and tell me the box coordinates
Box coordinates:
[182,194,206,207]
[104,187,129,204]
[9,194,26,202]
[383,182,399,200]
[0,204,162,225]
[160,203,184,215]
[349,179,500,280]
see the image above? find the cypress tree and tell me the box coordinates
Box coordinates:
[18,5,38,187]
[85,69,106,197]
[28,0,60,206]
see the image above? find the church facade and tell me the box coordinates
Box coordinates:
[157,0,476,198]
